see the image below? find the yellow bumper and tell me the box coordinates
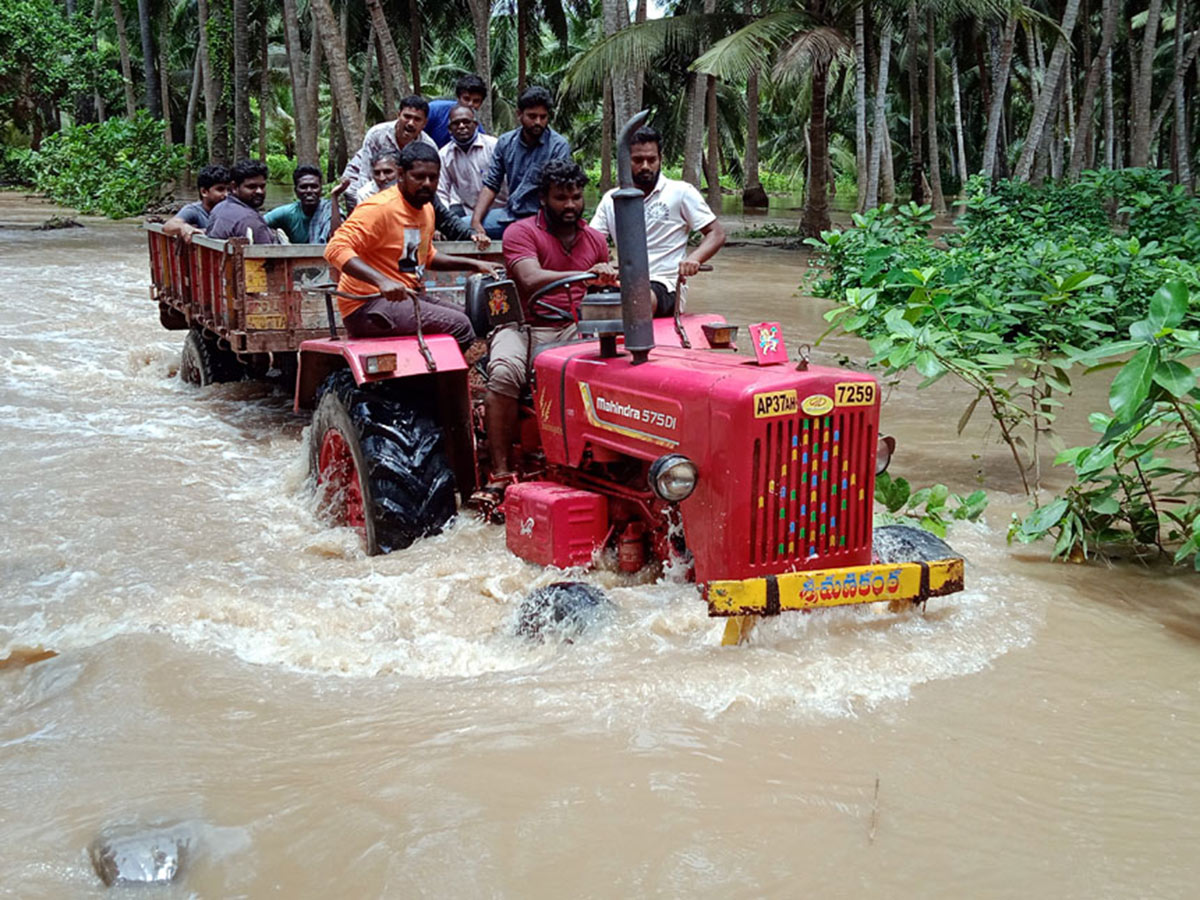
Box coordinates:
[705,557,965,617]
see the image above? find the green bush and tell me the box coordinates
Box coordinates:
[266,152,297,184]
[30,112,185,218]
[0,145,34,185]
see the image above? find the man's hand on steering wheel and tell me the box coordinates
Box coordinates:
[376,277,417,303]
[588,262,619,285]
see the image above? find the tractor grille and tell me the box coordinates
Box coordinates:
[747,410,874,568]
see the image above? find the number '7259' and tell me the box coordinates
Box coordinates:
[834,381,878,406]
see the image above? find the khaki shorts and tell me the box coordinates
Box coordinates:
[487,323,577,398]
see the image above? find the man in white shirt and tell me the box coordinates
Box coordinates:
[589,124,726,315]
[437,104,507,229]
[341,95,439,205]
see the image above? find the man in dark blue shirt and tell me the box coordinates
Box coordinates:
[205,159,278,244]
[424,74,488,147]
[469,85,570,240]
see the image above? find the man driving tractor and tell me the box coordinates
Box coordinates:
[324,142,499,347]
[474,159,618,508]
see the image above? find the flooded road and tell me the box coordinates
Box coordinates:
[2,194,1199,897]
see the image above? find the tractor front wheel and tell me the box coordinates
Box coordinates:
[309,369,457,554]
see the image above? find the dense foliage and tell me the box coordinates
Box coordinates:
[31,113,186,218]
[812,170,1200,567]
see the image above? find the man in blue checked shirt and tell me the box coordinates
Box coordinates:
[469,85,570,240]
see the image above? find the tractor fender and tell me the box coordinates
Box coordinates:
[293,334,467,411]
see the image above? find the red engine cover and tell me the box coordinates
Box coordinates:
[532,344,881,584]
[503,481,609,569]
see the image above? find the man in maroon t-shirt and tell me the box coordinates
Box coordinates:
[478,159,617,504]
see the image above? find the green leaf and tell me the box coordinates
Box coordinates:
[1152,360,1197,398]
[915,350,946,378]
[1148,281,1189,331]
[1020,498,1070,535]
[1109,345,1159,422]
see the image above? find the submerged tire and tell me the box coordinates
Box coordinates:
[310,369,457,554]
[872,524,962,564]
[516,582,613,643]
[180,328,243,386]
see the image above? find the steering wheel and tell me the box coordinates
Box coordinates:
[527,272,602,322]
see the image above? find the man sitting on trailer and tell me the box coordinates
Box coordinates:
[424,74,489,148]
[324,142,499,348]
[476,159,616,506]
[588,124,725,317]
[161,164,230,242]
[264,164,337,244]
[205,159,279,244]
[354,150,488,246]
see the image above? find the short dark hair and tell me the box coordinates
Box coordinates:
[293,164,322,186]
[398,142,440,170]
[449,103,477,121]
[538,159,587,194]
[230,159,269,185]
[197,164,230,191]
[455,74,487,99]
[517,85,554,113]
[630,125,663,153]
[398,95,430,117]
[371,150,403,168]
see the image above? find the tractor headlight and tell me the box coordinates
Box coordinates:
[649,454,698,502]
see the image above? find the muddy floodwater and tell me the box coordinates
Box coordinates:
[2,193,1199,897]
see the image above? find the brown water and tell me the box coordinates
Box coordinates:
[2,194,1199,897]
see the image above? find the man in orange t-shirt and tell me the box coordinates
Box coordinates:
[324,143,498,348]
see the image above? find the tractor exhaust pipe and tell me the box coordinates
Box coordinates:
[614,110,655,365]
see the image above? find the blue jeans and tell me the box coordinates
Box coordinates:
[478,208,512,239]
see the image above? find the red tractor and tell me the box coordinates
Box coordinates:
[291,113,966,644]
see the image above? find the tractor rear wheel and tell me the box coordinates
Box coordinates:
[310,369,457,554]
[180,328,243,386]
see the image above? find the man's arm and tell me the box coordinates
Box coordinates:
[470,186,498,234]
[678,219,726,278]
[508,258,618,297]
[434,196,473,241]
[471,141,507,232]
[161,215,201,243]
[339,256,415,303]
[427,252,502,277]
[328,178,349,234]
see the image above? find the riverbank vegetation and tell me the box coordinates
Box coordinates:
[812,170,1200,569]
[3,0,1200,230]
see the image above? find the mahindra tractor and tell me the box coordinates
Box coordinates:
[148,113,965,645]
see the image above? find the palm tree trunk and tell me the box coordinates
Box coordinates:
[360,24,375,121]
[602,0,633,126]
[311,0,364,150]
[705,74,720,207]
[91,0,107,122]
[951,51,968,186]
[233,0,250,158]
[258,21,269,159]
[1150,29,1200,139]
[135,0,160,116]
[906,0,924,202]
[683,74,704,187]
[467,0,492,128]
[197,0,229,163]
[926,8,945,212]
[408,0,422,94]
[518,0,528,93]
[743,64,765,205]
[1103,41,1115,168]
[632,0,648,108]
[600,80,613,191]
[365,0,407,113]
[282,0,317,165]
[980,16,1017,179]
[184,48,201,170]
[157,0,172,140]
[1173,0,1191,188]
[1014,0,1082,181]
[111,0,138,117]
[1130,0,1163,166]
[801,60,831,237]
[854,3,869,211]
[866,23,892,209]
[306,21,323,146]
[1069,0,1118,180]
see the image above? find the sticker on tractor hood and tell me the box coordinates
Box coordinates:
[579,383,679,447]
[801,394,834,415]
